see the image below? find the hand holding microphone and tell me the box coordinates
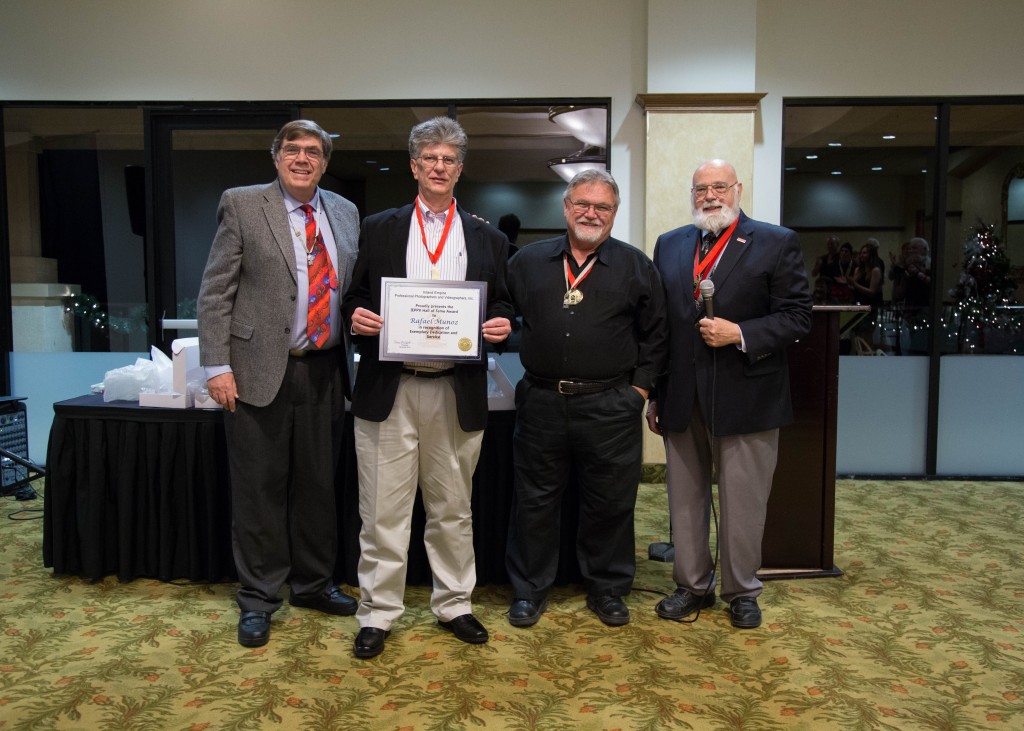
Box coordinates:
[698,280,742,347]
[699,279,715,319]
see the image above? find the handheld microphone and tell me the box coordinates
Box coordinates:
[699,279,715,319]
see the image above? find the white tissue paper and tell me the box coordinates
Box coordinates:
[102,346,171,402]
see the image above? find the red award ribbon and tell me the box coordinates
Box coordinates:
[414,196,456,266]
[693,217,739,300]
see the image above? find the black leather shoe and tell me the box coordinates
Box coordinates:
[508,598,547,627]
[353,627,389,658]
[729,596,762,629]
[289,586,357,616]
[656,588,716,620]
[238,610,270,647]
[586,595,630,626]
[438,613,489,644]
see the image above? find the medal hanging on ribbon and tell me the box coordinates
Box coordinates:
[414,196,456,280]
[693,218,739,299]
[563,253,597,308]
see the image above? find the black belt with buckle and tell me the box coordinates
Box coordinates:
[525,373,628,395]
[402,367,455,379]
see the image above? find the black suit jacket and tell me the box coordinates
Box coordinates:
[342,203,513,432]
[652,211,812,437]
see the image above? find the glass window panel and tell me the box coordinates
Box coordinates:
[784,104,938,356]
[5,106,146,353]
[945,103,1024,355]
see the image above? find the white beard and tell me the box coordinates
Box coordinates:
[692,204,739,235]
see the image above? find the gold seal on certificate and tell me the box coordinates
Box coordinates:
[563,288,583,306]
[379,278,488,362]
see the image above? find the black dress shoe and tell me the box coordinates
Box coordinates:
[508,598,547,627]
[729,596,762,629]
[586,595,630,626]
[655,588,716,620]
[238,610,270,647]
[353,627,389,658]
[289,586,357,616]
[438,613,489,644]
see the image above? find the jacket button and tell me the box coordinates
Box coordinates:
[284,327,291,334]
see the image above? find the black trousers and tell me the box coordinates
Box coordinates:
[505,379,644,599]
[224,350,344,613]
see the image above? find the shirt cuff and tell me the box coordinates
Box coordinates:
[204,365,232,380]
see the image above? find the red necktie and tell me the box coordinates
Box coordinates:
[301,204,331,348]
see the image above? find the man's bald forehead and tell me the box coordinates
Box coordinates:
[694,159,737,182]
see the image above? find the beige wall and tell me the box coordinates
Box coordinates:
[4,1,1024,238]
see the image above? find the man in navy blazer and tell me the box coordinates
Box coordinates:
[646,159,811,629]
[343,117,513,658]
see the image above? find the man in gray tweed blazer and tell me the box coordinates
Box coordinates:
[197,120,360,647]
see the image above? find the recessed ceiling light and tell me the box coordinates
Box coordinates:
[882,135,896,140]
[921,169,927,173]
[379,167,390,172]
[871,166,883,171]
[806,155,818,160]
[366,160,377,164]
[831,171,842,175]
[828,142,842,147]
[785,166,797,171]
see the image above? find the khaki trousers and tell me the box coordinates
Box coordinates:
[354,373,483,629]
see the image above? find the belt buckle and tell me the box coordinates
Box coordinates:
[557,380,574,395]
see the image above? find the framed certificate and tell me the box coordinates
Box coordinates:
[379,278,488,362]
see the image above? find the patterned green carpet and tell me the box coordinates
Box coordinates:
[1,479,1022,730]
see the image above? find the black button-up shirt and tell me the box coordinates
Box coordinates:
[508,235,668,390]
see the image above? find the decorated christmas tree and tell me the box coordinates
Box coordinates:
[948,222,1021,353]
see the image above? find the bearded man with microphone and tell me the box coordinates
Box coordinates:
[646,159,811,629]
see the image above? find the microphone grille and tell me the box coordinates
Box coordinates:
[699,279,715,297]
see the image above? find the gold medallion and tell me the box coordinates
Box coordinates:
[563,288,583,306]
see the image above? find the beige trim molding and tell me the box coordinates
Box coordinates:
[635,93,766,112]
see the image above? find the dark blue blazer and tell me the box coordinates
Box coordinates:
[652,211,812,437]
[342,203,513,432]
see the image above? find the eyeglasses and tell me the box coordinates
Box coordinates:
[418,154,460,168]
[568,200,616,215]
[280,144,324,162]
[692,182,738,199]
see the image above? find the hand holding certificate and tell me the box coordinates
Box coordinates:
[379,278,488,362]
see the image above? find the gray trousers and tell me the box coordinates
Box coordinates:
[663,407,778,601]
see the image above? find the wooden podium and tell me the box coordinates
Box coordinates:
[758,306,866,580]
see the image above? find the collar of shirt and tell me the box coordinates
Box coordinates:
[557,236,607,271]
[280,182,320,215]
[417,196,455,223]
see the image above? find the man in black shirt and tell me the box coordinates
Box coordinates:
[505,169,668,627]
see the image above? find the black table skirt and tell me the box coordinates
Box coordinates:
[43,395,581,586]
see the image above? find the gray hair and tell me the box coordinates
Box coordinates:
[271,120,333,162]
[563,169,619,207]
[408,116,468,162]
